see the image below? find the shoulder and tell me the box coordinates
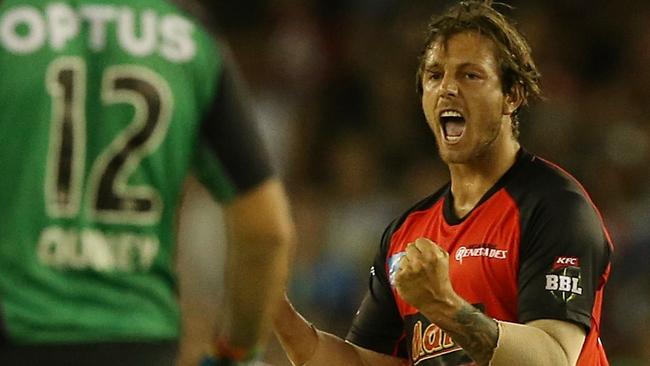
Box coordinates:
[506,153,600,217]
[507,153,611,254]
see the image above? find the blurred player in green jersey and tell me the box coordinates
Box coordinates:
[0,1,295,365]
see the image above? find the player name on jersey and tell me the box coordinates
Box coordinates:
[0,2,196,62]
[37,225,159,272]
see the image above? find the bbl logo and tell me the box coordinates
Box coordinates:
[545,256,583,302]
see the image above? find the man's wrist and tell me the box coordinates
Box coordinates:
[420,292,467,328]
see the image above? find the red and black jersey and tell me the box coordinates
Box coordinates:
[346,150,612,365]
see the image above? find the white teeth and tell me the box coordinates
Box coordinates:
[440,110,463,118]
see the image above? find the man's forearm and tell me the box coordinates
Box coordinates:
[224,241,290,348]
[221,179,294,350]
[273,295,406,366]
[273,295,363,366]
[421,299,583,366]
[273,295,318,364]
[421,299,498,365]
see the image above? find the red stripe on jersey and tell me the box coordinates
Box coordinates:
[577,269,610,366]
[386,189,521,322]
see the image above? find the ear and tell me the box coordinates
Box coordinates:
[502,84,524,116]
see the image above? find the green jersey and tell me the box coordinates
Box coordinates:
[0,0,273,344]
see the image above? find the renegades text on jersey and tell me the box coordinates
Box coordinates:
[346,150,612,366]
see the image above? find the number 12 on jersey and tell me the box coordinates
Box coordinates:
[44,56,173,226]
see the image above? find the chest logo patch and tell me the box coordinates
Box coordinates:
[454,244,508,264]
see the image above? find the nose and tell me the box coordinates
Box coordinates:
[440,74,458,97]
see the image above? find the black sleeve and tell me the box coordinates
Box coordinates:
[196,49,274,198]
[518,189,610,330]
[345,222,408,358]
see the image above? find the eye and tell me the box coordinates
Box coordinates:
[465,72,481,80]
[428,71,443,80]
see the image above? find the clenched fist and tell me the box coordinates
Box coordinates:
[394,237,463,324]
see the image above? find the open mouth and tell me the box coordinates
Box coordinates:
[440,110,466,143]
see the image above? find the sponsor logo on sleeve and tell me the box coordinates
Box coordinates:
[552,256,580,269]
[545,256,583,302]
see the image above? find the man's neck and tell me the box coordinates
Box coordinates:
[448,140,520,218]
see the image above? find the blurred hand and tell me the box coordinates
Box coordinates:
[272,292,318,365]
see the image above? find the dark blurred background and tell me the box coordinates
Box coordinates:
[177,1,650,365]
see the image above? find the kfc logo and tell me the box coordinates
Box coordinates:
[553,256,580,269]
